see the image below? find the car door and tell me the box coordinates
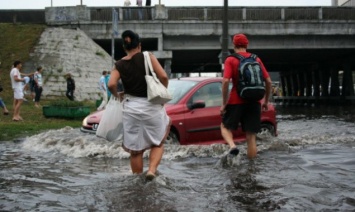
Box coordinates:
[183,82,223,143]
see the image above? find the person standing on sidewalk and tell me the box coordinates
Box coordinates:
[124,0,131,20]
[145,0,152,19]
[136,0,143,20]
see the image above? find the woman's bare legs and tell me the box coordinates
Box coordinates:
[130,152,144,174]
[147,119,171,177]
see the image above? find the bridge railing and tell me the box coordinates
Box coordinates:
[0,6,355,24]
[89,6,355,22]
[90,7,355,21]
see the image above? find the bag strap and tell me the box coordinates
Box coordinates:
[229,53,244,61]
[143,51,160,83]
[229,53,258,60]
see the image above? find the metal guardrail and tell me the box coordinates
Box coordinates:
[91,7,355,21]
[0,7,355,24]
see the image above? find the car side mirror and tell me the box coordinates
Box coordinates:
[189,100,205,109]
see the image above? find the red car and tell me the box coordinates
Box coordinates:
[81,77,277,145]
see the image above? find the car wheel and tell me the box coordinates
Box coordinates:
[258,123,275,137]
[165,130,180,145]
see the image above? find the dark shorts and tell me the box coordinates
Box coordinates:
[222,103,261,133]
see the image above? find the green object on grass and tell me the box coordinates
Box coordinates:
[43,106,90,118]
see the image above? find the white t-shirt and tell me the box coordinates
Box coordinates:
[10,67,22,89]
[34,71,43,87]
[99,75,106,91]
[124,0,131,6]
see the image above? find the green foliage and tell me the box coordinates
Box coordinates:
[95,51,105,58]
[0,98,96,141]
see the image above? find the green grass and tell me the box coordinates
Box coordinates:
[0,23,96,141]
[0,99,96,141]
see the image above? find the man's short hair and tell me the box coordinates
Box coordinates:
[13,60,21,67]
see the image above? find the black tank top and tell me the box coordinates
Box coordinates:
[115,52,147,97]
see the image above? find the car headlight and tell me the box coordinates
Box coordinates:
[82,117,88,126]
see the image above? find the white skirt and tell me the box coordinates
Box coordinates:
[122,95,170,152]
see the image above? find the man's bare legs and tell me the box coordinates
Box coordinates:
[221,123,257,158]
[12,99,23,120]
[221,123,236,149]
[246,132,257,159]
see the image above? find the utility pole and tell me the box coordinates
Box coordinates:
[112,8,119,67]
[221,0,229,66]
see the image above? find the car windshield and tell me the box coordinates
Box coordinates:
[167,79,198,104]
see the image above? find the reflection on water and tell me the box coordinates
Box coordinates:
[1,106,355,211]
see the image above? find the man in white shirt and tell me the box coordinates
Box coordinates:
[97,70,108,110]
[10,61,26,121]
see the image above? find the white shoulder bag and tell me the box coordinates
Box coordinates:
[143,51,172,104]
[96,96,123,142]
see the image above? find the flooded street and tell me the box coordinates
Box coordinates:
[1,105,355,211]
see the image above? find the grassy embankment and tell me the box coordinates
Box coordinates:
[0,23,95,141]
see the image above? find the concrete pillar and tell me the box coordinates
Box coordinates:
[281,8,285,20]
[154,4,167,20]
[305,71,313,97]
[320,66,330,97]
[329,67,340,96]
[299,72,305,97]
[280,75,286,97]
[312,67,321,97]
[341,63,355,96]
[291,71,299,96]
[286,74,292,97]
[242,8,246,20]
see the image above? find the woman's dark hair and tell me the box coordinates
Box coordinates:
[37,66,42,71]
[121,30,140,50]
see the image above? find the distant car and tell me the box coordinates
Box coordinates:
[81,77,277,145]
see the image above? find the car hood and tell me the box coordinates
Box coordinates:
[87,110,104,123]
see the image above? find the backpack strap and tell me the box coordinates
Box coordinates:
[250,53,258,60]
[228,53,244,61]
[228,53,259,60]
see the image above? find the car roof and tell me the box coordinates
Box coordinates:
[170,77,223,82]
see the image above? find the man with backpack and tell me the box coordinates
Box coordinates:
[220,33,272,159]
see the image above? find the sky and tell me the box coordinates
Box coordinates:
[0,0,332,9]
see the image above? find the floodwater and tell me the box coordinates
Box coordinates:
[1,105,355,211]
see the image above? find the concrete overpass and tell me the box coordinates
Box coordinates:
[1,5,355,103]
